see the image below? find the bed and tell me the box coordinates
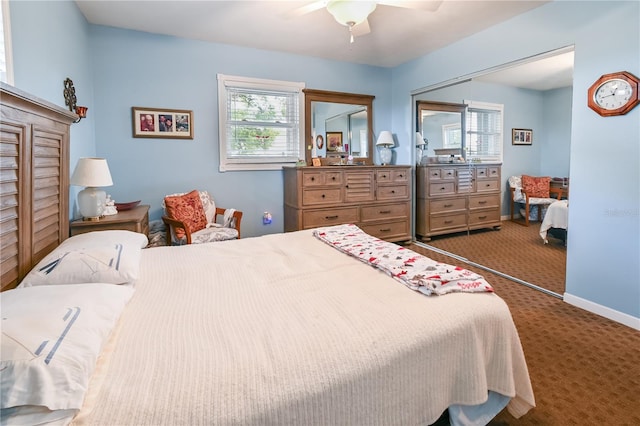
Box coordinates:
[540,200,568,244]
[0,84,535,426]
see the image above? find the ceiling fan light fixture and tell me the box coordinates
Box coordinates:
[326,0,377,27]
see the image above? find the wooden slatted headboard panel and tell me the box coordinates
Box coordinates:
[1,82,77,291]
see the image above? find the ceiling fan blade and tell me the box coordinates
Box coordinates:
[284,1,327,18]
[377,0,443,12]
[351,19,371,37]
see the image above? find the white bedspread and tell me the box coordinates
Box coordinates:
[73,230,534,425]
[540,200,568,243]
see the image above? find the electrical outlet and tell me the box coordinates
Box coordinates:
[262,212,272,225]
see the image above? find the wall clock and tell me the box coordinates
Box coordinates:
[587,71,640,116]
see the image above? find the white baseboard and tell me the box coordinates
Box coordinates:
[563,293,640,330]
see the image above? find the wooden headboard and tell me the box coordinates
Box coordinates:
[1,82,77,291]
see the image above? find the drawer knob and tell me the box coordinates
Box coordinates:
[311,177,315,181]
[444,220,453,224]
[379,228,391,232]
[440,187,446,191]
[444,204,452,208]
[325,215,338,220]
[331,176,336,180]
[479,200,487,204]
[399,174,403,178]
[391,190,395,194]
[321,194,325,198]
[379,210,391,214]
[479,215,487,219]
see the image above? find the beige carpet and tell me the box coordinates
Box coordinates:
[419,220,566,295]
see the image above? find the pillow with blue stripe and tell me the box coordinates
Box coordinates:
[19,230,148,287]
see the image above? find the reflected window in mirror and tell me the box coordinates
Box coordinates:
[464,100,504,163]
[304,89,374,165]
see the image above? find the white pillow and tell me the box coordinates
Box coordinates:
[19,230,148,287]
[0,284,134,410]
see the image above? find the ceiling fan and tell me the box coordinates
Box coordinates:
[287,0,443,43]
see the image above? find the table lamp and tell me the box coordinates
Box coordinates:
[376,131,394,165]
[416,131,428,165]
[70,158,113,221]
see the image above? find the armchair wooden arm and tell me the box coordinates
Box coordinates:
[214,207,243,239]
[162,215,193,245]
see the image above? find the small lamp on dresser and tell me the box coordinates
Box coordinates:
[376,131,394,165]
[70,158,113,221]
[416,131,428,165]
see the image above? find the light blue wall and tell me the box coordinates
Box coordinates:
[392,1,640,320]
[7,1,639,322]
[89,26,391,238]
[9,0,96,216]
[540,86,572,177]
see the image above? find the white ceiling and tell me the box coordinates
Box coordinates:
[76,0,573,90]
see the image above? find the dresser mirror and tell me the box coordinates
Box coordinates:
[416,101,466,162]
[303,89,374,165]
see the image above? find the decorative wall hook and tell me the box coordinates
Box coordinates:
[63,78,88,123]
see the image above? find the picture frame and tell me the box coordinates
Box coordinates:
[312,157,322,167]
[326,131,343,152]
[132,107,193,139]
[316,134,324,149]
[512,128,532,145]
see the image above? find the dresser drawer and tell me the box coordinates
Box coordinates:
[303,207,358,228]
[360,220,409,241]
[302,171,342,187]
[361,202,409,222]
[377,184,408,200]
[475,179,499,193]
[429,197,466,214]
[429,213,467,231]
[469,194,500,210]
[429,182,456,196]
[469,209,500,226]
[476,166,500,180]
[376,169,409,184]
[302,188,342,206]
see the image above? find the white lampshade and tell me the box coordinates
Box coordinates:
[326,0,376,26]
[416,132,427,146]
[70,158,113,220]
[376,130,394,147]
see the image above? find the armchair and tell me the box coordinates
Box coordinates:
[162,189,242,245]
[509,175,562,226]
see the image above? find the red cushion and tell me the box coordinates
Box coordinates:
[164,190,207,239]
[521,175,550,198]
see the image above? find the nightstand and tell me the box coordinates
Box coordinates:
[70,205,150,238]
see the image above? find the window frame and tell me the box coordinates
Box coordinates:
[217,73,305,172]
[464,100,504,163]
[1,0,14,85]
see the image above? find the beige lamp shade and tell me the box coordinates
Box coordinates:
[376,130,394,147]
[416,132,427,146]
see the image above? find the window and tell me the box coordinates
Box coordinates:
[464,100,503,162]
[217,74,305,171]
[442,123,462,148]
[0,0,14,84]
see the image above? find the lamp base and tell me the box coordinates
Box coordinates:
[379,146,392,165]
[77,186,107,221]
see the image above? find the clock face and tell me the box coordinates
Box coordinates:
[593,78,633,110]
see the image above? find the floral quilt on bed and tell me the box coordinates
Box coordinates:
[313,224,493,296]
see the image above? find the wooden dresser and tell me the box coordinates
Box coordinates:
[284,166,411,243]
[416,163,501,241]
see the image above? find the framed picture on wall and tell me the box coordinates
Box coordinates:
[512,128,532,145]
[132,107,193,139]
[326,132,343,152]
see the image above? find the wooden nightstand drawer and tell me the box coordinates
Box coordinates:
[429,213,467,231]
[376,169,409,184]
[469,209,500,225]
[70,205,150,238]
[361,202,409,222]
[303,207,358,228]
[302,188,342,206]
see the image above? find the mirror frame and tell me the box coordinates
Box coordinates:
[304,88,375,165]
[416,100,467,161]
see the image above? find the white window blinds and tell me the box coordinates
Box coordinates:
[464,100,503,163]
[218,74,304,171]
